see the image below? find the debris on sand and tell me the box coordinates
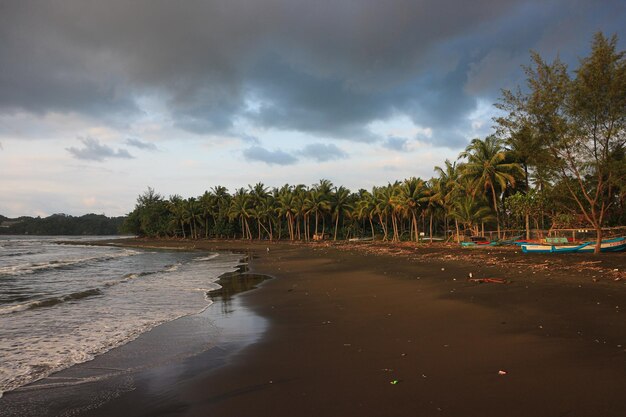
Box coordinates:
[468,278,507,284]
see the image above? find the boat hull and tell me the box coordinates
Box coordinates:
[521,237,626,253]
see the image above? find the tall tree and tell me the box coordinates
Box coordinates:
[497,32,626,253]
[459,136,523,239]
[331,186,352,240]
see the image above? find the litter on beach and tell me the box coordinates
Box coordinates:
[468,277,507,284]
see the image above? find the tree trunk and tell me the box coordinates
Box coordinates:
[296,218,301,240]
[429,213,433,244]
[260,221,272,241]
[455,219,460,243]
[378,214,388,241]
[315,212,319,237]
[334,213,340,241]
[369,217,375,239]
[594,226,602,255]
[391,214,399,242]
[490,183,501,239]
[245,218,252,240]
[269,219,273,241]
[525,213,530,240]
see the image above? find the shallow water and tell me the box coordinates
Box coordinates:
[0,236,242,397]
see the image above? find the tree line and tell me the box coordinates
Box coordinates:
[122,33,625,253]
[0,213,126,235]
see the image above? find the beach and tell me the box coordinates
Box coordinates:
[3,240,626,416]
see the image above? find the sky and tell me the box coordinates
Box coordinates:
[0,0,624,217]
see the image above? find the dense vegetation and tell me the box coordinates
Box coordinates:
[123,33,625,253]
[0,213,126,235]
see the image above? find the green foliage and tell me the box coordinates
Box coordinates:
[121,187,171,237]
[0,213,125,235]
[496,32,626,249]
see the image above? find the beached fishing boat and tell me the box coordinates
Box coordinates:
[521,236,626,253]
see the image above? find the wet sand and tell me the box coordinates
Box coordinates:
[4,239,626,416]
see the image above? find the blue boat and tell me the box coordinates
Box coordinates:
[521,236,626,253]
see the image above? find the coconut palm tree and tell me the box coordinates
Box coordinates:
[248,182,269,239]
[210,185,232,238]
[307,188,331,239]
[293,185,309,240]
[355,190,377,239]
[459,135,523,238]
[331,186,352,240]
[433,159,461,239]
[277,186,297,240]
[184,197,203,239]
[450,195,496,237]
[167,195,186,238]
[424,179,441,243]
[229,188,252,239]
[199,190,214,238]
[374,184,399,241]
[395,177,429,242]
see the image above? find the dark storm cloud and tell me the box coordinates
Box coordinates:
[298,143,348,162]
[1,0,624,146]
[67,137,133,161]
[125,138,157,151]
[242,146,298,165]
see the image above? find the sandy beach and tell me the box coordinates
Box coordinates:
[3,239,626,417]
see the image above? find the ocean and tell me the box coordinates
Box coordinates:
[0,236,243,397]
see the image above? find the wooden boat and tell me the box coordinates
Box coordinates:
[521,237,626,253]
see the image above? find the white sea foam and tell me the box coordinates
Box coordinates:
[0,250,139,276]
[0,239,241,397]
[194,253,220,261]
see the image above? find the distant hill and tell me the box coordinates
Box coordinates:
[0,213,127,235]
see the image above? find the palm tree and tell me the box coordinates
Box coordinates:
[229,188,252,239]
[167,195,186,238]
[210,185,232,238]
[248,183,269,239]
[199,190,214,238]
[355,190,377,239]
[331,186,352,240]
[459,135,523,238]
[374,184,398,241]
[184,198,202,239]
[307,188,331,239]
[396,177,429,242]
[450,195,496,237]
[277,186,297,240]
[293,185,309,240]
[434,159,460,240]
[425,179,441,243]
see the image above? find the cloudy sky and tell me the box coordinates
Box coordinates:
[1,0,624,217]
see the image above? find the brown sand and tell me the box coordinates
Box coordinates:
[30,240,626,416]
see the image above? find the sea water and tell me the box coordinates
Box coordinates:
[0,236,242,397]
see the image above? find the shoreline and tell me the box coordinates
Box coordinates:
[3,239,626,416]
[0,249,271,416]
